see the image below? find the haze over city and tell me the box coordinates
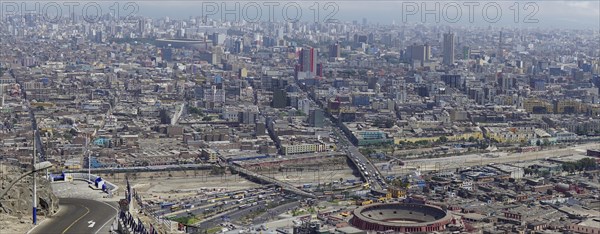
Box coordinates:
[131,1,600,28]
[0,0,599,234]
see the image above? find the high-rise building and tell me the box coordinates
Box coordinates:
[309,109,324,127]
[177,28,185,38]
[161,48,173,61]
[425,43,431,61]
[408,44,431,66]
[354,34,368,44]
[203,85,225,103]
[212,33,226,46]
[499,74,515,93]
[233,39,244,54]
[138,19,145,37]
[498,31,504,60]
[298,98,311,115]
[382,34,393,46]
[443,32,455,66]
[316,64,323,77]
[410,44,425,66]
[462,46,471,59]
[277,28,284,40]
[92,30,103,43]
[329,42,341,59]
[272,89,288,108]
[441,74,463,89]
[299,47,317,73]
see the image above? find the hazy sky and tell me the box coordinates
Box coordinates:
[131,1,600,29]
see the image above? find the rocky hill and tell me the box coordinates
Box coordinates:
[0,164,59,233]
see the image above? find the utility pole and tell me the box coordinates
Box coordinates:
[32,129,37,225]
[87,135,91,182]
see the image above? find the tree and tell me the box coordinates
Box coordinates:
[210,166,225,175]
[542,139,550,146]
[563,163,576,173]
[439,136,448,143]
[577,158,597,170]
[562,158,597,172]
[188,106,204,116]
[541,170,551,177]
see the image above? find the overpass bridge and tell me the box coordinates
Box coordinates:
[228,164,316,199]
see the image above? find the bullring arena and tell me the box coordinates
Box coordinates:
[350,203,453,232]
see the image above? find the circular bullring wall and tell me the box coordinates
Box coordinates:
[350,203,452,232]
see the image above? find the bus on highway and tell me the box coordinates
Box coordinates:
[170,204,181,212]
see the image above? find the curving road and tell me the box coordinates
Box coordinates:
[30,198,118,234]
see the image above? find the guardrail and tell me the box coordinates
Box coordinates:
[51,172,119,194]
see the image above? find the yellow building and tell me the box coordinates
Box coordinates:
[524,98,552,114]
[499,95,517,106]
[394,136,438,144]
[587,105,600,117]
[484,126,536,143]
[387,187,407,198]
[394,131,483,144]
[555,100,584,114]
[201,148,219,163]
[239,68,248,78]
[281,143,326,155]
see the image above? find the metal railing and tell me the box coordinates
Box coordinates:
[56,172,119,193]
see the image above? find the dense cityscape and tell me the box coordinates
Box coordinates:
[0,3,599,234]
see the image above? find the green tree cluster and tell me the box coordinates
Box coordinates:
[562,158,597,172]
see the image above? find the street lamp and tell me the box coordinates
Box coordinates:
[0,161,53,202]
[34,161,53,171]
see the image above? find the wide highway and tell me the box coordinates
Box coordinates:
[30,198,118,234]
[333,126,388,194]
[298,78,388,195]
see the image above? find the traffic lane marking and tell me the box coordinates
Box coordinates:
[61,204,90,234]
